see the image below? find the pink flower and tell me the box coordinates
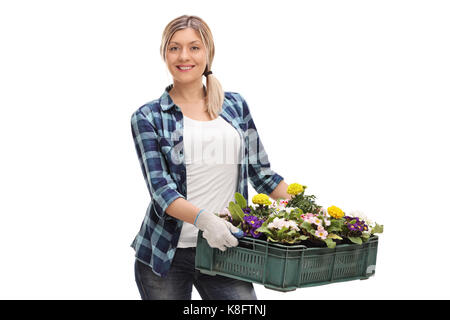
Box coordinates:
[302,213,317,224]
[315,227,328,240]
[313,217,322,226]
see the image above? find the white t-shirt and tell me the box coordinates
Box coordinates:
[176,114,242,248]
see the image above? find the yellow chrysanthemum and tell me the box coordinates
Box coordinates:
[327,205,345,219]
[252,194,271,206]
[287,183,304,196]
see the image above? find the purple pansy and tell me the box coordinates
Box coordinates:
[243,214,264,238]
[344,215,368,234]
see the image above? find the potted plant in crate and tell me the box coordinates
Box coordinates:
[196,182,384,292]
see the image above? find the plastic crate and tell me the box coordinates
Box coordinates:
[195,232,378,292]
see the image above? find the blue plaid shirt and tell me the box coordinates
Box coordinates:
[130,84,284,277]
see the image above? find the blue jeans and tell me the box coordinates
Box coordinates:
[134,247,257,300]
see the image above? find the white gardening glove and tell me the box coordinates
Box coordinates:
[195,211,240,251]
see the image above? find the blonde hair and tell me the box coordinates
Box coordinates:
[160,15,224,119]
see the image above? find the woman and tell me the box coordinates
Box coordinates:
[131,15,292,300]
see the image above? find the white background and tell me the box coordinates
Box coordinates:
[1,0,449,299]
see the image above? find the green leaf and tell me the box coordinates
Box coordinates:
[228,202,244,223]
[286,229,297,236]
[277,227,289,238]
[327,233,343,240]
[361,232,371,240]
[348,236,363,245]
[301,221,313,233]
[324,238,336,249]
[328,219,344,233]
[255,225,270,234]
[371,223,384,234]
[234,192,247,209]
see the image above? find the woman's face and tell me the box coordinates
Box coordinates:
[166,28,207,84]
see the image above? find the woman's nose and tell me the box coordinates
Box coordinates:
[179,47,190,60]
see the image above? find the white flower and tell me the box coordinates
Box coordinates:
[269,217,285,229]
[284,207,295,214]
[267,217,299,231]
[285,220,300,231]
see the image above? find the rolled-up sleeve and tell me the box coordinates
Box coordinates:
[239,94,284,195]
[131,110,185,218]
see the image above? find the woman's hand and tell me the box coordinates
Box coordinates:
[269,180,293,201]
[195,211,240,251]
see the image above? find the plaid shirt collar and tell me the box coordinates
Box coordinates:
[160,84,244,134]
[160,83,207,112]
[160,84,176,112]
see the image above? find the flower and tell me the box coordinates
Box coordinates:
[225,190,382,248]
[268,199,298,216]
[243,215,264,238]
[244,215,259,225]
[301,213,317,224]
[267,217,300,231]
[252,194,271,206]
[287,183,304,196]
[284,207,295,214]
[343,215,369,236]
[303,213,314,219]
[250,228,262,238]
[271,199,289,208]
[315,227,328,240]
[348,210,374,228]
[313,217,322,226]
[269,200,283,212]
[243,207,252,214]
[327,205,345,219]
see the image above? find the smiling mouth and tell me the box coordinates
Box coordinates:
[177,65,195,71]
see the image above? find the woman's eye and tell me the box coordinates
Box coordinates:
[169,46,200,52]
